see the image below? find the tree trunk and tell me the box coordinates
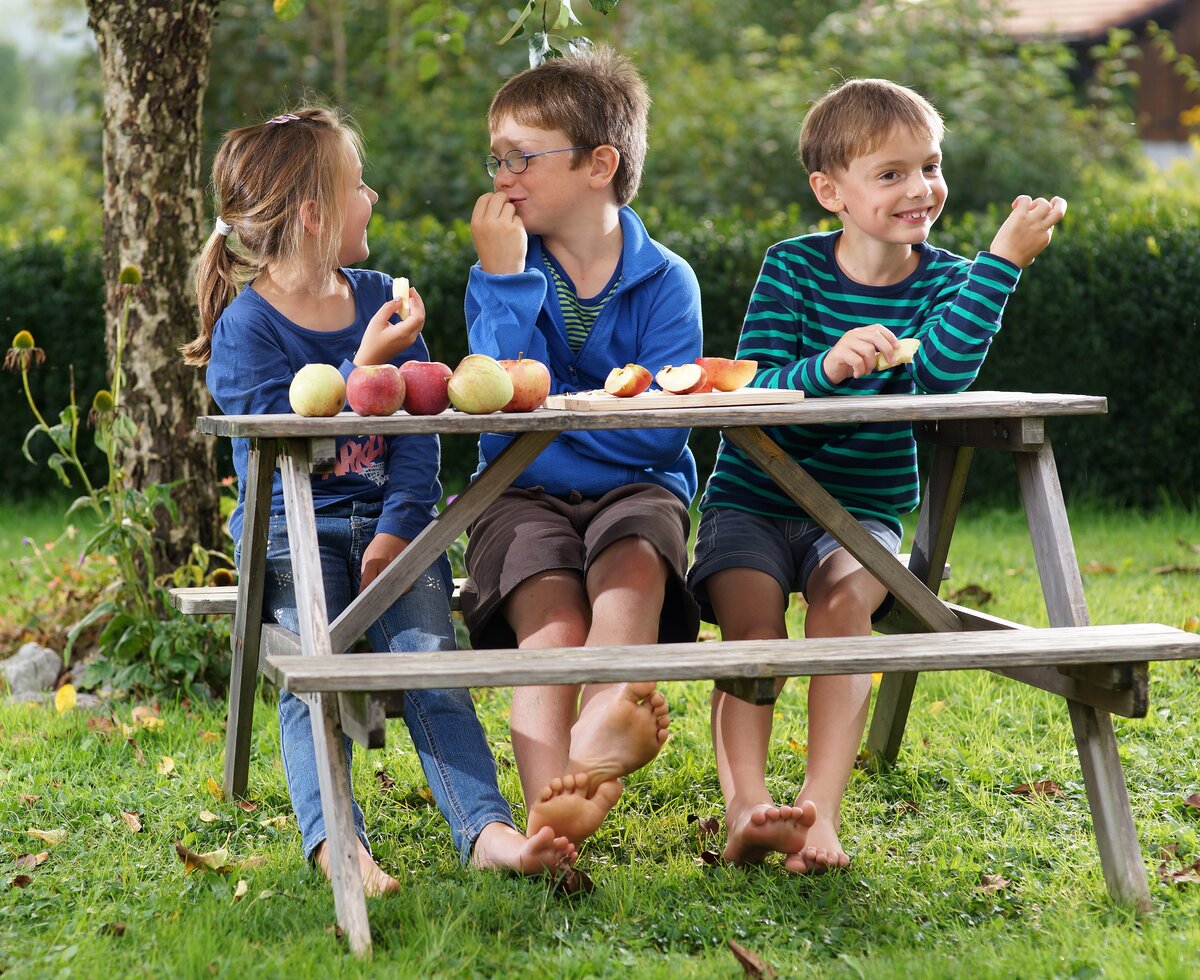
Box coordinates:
[85,0,222,563]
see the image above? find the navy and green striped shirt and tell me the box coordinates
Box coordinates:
[700,231,1021,535]
[543,251,621,353]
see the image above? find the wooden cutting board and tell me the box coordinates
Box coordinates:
[544,389,806,412]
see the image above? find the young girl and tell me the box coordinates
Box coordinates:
[184,106,574,894]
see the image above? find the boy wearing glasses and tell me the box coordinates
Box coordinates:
[462,48,702,847]
[687,78,1067,873]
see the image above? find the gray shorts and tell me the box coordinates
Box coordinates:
[686,506,902,626]
[461,483,701,650]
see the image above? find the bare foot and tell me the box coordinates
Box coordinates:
[568,682,670,782]
[725,799,817,866]
[527,772,624,846]
[312,838,400,897]
[782,813,851,874]
[471,821,577,874]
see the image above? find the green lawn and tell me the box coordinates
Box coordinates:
[1,503,1199,977]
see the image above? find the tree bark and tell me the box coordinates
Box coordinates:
[85,0,222,562]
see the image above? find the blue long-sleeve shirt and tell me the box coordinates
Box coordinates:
[206,268,443,545]
[465,206,702,505]
[700,231,1021,534]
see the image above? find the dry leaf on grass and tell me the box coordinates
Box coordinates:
[977,874,1011,893]
[119,811,142,833]
[232,879,249,902]
[375,768,396,791]
[99,922,126,937]
[16,851,49,869]
[1079,561,1116,574]
[157,756,175,777]
[234,800,258,813]
[728,939,778,979]
[54,684,76,713]
[694,850,723,866]
[1184,792,1200,810]
[1158,859,1200,886]
[127,738,145,765]
[26,828,66,846]
[18,793,40,807]
[259,815,288,829]
[686,814,720,837]
[1152,564,1200,575]
[199,810,220,824]
[948,583,993,605]
[175,842,231,874]
[1011,780,1063,797]
[206,777,223,800]
[9,875,32,889]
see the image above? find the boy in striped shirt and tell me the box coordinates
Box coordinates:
[687,78,1066,873]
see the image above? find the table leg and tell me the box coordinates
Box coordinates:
[224,438,275,800]
[1015,438,1152,913]
[867,443,973,763]
[278,442,372,954]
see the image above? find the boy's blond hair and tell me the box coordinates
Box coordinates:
[184,105,363,366]
[800,78,944,176]
[487,47,650,207]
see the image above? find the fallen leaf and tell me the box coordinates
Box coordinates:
[1004,565,1026,577]
[1152,564,1200,576]
[16,852,49,869]
[728,939,778,979]
[175,842,231,874]
[87,716,115,733]
[235,855,269,870]
[787,737,807,754]
[1080,561,1116,574]
[131,705,158,725]
[54,684,76,713]
[375,769,395,791]
[26,828,66,846]
[1012,780,1063,797]
[199,810,220,824]
[895,800,919,814]
[250,889,275,905]
[929,700,946,715]
[9,875,32,889]
[127,738,145,765]
[1178,538,1200,554]
[1158,860,1200,886]
[206,777,223,800]
[99,922,126,937]
[119,811,142,833]
[1184,793,1200,810]
[157,756,175,777]
[418,786,434,805]
[139,716,165,732]
[1184,616,1200,634]
[199,730,221,742]
[234,800,258,813]
[548,866,594,896]
[695,850,723,866]
[948,583,993,606]
[686,814,720,837]
[1160,843,1180,861]
[977,873,1011,893]
[18,793,40,807]
[232,879,249,902]
[259,814,288,829]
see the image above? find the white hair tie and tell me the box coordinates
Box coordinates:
[215,217,233,237]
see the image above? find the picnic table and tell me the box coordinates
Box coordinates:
[190,390,1200,954]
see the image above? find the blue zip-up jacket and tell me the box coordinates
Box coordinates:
[465,206,702,505]
[207,268,444,547]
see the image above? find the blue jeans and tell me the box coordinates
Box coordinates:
[257,500,514,864]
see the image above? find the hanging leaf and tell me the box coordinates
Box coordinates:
[498,1,536,45]
[417,51,441,83]
[273,0,305,22]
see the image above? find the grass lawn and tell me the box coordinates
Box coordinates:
[1,503,1199,977]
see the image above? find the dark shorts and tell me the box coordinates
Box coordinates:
[686,506,902,626]
[461,483,701,650]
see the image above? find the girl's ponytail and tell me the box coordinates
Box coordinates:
[184,226,250,366]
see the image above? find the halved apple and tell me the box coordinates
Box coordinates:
[604,363,653,397]
[695,356,758,391]
[874,337,921,372]
[655,363,709,394]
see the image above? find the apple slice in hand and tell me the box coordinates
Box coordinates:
[655,363,709,395]
[695,357,758,391]
[604,363,653,397]
[392,276,411,319]
[874,337,921,372]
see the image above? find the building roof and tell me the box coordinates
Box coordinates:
[1004,0,1184,42]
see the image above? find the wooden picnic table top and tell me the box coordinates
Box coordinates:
[195,390,1107,438]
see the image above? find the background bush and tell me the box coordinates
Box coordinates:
[4,197,1197,507]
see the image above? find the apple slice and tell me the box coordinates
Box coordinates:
[655,363,709,395]
[874,337,920,372]
[695,356,758,391]
[392,276,411,319]
[604,363,653,397]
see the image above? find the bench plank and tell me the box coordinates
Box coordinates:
[262,624,1200,694]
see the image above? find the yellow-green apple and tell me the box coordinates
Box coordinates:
[604,363,653,397]
[695,356,758,391]
[448,354,514,414]
[499,355,551,413]
[288,363,345,417]
[392,276,411,319]
[655,362,709,395]
[398,360,452,415]
[874,337,921,372]
[346,364,406,416]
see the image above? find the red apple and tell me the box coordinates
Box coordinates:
[603,363,653,397]
[346,364,406,416]
[499,355,551,413]
[288,363,346,417]
[694,356,758,391]
[398,360,452,416]
[655,363,709,395]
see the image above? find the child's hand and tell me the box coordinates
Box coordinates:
[471,191,527,275]
[354,287,426,366]
[824,323,900,384]
[989,195,1068,269]
[360,532,411,595]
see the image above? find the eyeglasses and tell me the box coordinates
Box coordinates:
[484,146,597,178]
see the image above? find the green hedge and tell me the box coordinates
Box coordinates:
[3,202,1197,507]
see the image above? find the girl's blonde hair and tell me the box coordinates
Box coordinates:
[183,105,364,366]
